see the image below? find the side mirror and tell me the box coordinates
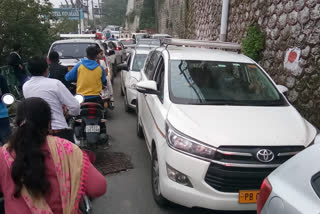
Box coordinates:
[277,85,288,94]
[1,93,15,105]
[74,94,84,104]
[117,63,128,71]
[136,80,159,95]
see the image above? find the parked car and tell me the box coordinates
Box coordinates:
[119,48,151,112]
[132,32,149,41]
[135,38,319,211]
[257,141,320,214]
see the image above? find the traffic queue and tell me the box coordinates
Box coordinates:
[0,31,320,214]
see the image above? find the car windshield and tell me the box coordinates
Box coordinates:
[132,54,148,71]
[51,43,99,59]
[170,60,286,106]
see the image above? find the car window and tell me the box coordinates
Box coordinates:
[145,51,161,80]
[312,171,320,199]
[169,60,286,106]
[51,43,98,59]
[108,42,116,49]
[153,57,165,101]
[132,54,148,71]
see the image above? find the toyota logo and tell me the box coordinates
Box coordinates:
[256,149,274,163]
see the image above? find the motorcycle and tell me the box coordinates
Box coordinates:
[72,95,109,148]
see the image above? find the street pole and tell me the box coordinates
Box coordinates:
[92,0,95,27]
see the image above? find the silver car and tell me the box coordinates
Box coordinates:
[258,142,320,214]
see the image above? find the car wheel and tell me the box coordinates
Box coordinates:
[151,148,169,206]
[120,81,124,96]
[136,106,143,138]
[124,93,131,112]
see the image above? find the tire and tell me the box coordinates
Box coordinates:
[120,82,124,96]
[124,93,130,112]
[136,106,144,138]
[151,148,169,207]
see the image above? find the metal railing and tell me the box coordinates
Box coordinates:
[161,38,241,52]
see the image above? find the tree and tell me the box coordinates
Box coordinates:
[101,0,128,27]
[0,0,56,65]
[140,0,156,29]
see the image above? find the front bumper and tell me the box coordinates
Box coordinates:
[159,145,257,211]
[126,87,137,109]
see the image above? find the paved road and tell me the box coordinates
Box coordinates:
[92,76,255,214]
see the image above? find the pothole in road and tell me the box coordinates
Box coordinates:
[94,151,134,176]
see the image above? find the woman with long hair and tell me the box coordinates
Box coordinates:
[0,97,106,213]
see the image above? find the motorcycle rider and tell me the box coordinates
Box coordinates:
[0,75,11,145]
[65,46,107,104]
[23,56,80,142]
[0,97,106,213]
[48,51,73,92]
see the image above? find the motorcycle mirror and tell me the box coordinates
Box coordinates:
[1,93,15,105]
[75,94,84,104]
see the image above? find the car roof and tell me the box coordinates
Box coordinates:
[157,46,254,63]
[134,48,152,55]
[52,39,101,44]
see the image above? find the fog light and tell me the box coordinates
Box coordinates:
[166,164,193,187]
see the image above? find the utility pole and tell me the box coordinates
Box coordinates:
[92,0,95,27]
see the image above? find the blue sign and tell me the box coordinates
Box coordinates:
[53,8,83,20]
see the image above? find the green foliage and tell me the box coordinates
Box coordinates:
[0,0,56,65]
[101,0,128,26]
[140,0,156,29]
[242,25,265,61]
[52,18,79,34]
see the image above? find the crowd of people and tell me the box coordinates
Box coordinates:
[0,44,109,213]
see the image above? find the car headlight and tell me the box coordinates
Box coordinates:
[166,123,216,160]
[128,77,138,89]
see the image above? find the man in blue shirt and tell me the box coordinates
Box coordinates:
[0,75,11,145]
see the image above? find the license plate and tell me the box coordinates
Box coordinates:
[238,190,260,203]
[68,66,73,71]
[85,125,100,133]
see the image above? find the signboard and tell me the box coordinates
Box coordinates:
[52,8,84,20]
[284,47,302,76]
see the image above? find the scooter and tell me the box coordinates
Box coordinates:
[72,95,109,148]
[0,94,94,214]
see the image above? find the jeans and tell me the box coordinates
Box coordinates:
[0,117,11,145]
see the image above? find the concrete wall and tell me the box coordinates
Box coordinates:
[156,0,320,128]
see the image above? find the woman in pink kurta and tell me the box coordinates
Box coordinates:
[0,97,106,213]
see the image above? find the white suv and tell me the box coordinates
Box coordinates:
[136,39,319,211]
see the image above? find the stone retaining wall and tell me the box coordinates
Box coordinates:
[156,0,320,127]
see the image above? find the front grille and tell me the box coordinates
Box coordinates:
[204,146,305,193]
[205,163,274,192]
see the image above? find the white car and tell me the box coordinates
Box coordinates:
[120,48,151,112]
[48,39,111,71]
[135,38,319,211]
[257,142,320,214]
